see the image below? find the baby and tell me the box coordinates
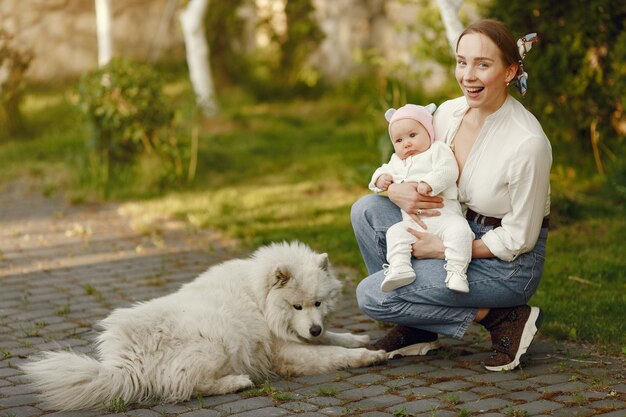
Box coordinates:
[369,103,474,293]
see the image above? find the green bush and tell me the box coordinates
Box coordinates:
[76,58,190,194]
[489,1,626,175]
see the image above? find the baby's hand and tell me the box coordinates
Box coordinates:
[417,181,432,196]
[376,174,393,191]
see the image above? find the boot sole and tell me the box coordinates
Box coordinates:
[387,340,442,359]
[484,306,544,371]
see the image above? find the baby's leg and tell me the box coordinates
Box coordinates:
[437,215,474,293]
[381,220,420,292]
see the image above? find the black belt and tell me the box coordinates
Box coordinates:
[466,208,550,229]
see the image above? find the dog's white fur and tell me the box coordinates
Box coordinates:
[21,241,386,410]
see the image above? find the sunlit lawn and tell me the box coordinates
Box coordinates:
[1,80,623,354]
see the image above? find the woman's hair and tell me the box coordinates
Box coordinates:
[456,19,522,76]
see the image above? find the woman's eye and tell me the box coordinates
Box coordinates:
[315,301,321,307]
[293,304,302,310]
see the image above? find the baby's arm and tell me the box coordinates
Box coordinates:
[417,181,432,196]
[375,174,393,191]
[420,142,459,195]
[369,157,400,193]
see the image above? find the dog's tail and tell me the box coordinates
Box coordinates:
[21,351,138,411]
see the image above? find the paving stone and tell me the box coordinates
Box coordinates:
[504,390,543,402]
[317,406,350,416]
[595,410,626,417]
[470,385,506,396]
[295,381,355,396]
[348,394,405,409]
[587,398,626,409]
[390,398,443,414]
[306,397,342,407]
[402,385,442,398]
[380,363,438,377]
[125,410,162,417]
[231,406,290,417]
[430,380,474,391]
[0,405,41,417]
[336,385,388,400]
[215,397,274,414]
[415,411,455,417]
[279,401,318,412]
[527,373,572,385]
[517,399,563,414]
[459,397,512,413]
[178,410,221,417]
[541,380,590,393]
[0,394,38,408]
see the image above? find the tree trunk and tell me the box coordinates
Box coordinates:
[435,0,464,54]
[179,0,218,117]
[95,0,113,67]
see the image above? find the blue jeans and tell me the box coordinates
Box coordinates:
[351,194,548,339]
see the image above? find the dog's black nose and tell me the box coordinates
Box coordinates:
[309,325,322,337]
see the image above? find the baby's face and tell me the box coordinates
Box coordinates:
[389,119,431,160]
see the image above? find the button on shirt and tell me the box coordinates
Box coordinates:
[433,96,552,261]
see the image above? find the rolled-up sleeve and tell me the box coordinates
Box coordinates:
[481,136,552,261]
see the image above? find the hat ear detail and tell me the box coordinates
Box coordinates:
[384,108,396,122]
[425,103,437,115]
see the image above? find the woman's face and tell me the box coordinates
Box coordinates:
[455,33,516,114]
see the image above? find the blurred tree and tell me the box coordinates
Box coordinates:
[436,0,464,53]
[278,0,325,87]
[489,0,626,175]
[0,28,32,135]
[95,0,113,67]
[180,0,218,116]
[205,0,247,84]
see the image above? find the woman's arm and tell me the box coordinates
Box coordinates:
[407,228,496,259]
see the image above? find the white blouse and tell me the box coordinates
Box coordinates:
[433,95,552,261]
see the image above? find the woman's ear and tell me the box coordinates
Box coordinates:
[506,63,519,84]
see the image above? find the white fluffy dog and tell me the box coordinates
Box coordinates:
[22,241,386,410]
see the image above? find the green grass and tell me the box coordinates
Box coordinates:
[1,79,624,354]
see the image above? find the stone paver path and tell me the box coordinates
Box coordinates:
[1,181,624,417]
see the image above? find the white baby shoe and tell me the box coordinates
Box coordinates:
[381,264,416,292]
[446,271,469,293]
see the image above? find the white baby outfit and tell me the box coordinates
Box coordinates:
[369,141,474,292]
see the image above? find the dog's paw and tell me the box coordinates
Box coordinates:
[353,347,387,368]
[351,333,371,347]
[370,349,388,365]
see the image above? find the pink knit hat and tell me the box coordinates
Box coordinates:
[385,103,437,143]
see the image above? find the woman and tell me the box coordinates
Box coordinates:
[351,19,552,372]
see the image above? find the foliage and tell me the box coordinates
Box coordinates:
[277,0,325,88]
[207,0,325,99]
[488,0,626,175]
[0,28,33,135]
[204,0,247,85]
[76,58,189,195]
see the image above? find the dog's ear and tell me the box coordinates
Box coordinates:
[273,264,292,288]
[317,253,329,271]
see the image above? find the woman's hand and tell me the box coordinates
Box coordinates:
[388,182,444,228]
[407,228,446,259]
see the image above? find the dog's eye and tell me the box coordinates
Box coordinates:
[315,301,321,307]
[293,304,302,310]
